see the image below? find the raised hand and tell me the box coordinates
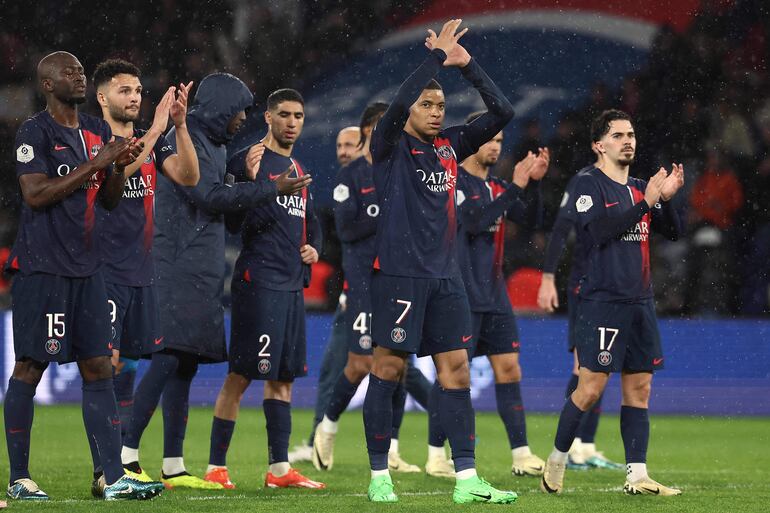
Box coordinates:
[529,147,550,181]
[660,163,685,201]
[300,244,319,265]
[115,138,145,169]
[149,87,174,136]
[537,274,559,313]
[512,151,535,188]
[644,168,667,208]
[170,81,193,128]
[272,164,313,196]
[425,19,471,67]
[245,142,265,181]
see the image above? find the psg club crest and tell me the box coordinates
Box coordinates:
[258,358,272,374]
[435,145,453,160]
[390,327,406,343]
[597,350,612,366]
[359,335,372,350]
[45,338,61,355]
[90,144,102,157]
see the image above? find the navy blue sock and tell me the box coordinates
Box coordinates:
[113,367,136,441]
[577,393,603,443]
[439,387,475,472]
[554,397,585,452]
[82,378,123,485]
[363,374,397,471]
[209,417,236,466]
[391,381,407,440]
[565,374,579,399]
[325,374,358,422]
[124,352,178,450]
[428,380,446,447]
[264,399,291,464]
[620,406,649,463]
[162,369,195,458]
[4,378,36,484]
[495,382,528,449]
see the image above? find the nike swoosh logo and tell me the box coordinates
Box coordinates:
[641,486,660,495]
[470,492,492,500]
[313,446,329,470]
[54,145,68,151]
[268,173,280,180]
[605,201,619,207]
[154,337,164,345]
[653,358,664,365]
[9,428,24,434]
[360,187,375,194]
[410,148,424,155]
[462,335,472,343]
[470,195,481,200]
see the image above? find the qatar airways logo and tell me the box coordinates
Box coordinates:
[276,194,306,218]
[123,173,154,199]
[415,167,456,193]
[621,220,649,242]
[81,170,104,190]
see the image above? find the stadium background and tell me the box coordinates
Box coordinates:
[0,0,769,415]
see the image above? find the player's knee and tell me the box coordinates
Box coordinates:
[493,360,521,383]
[624,380,651,406]
[345,359,371,383]
[264,380,292,402]
[11,359,48,385]
[437,359,470,389]
[79,356,113,382]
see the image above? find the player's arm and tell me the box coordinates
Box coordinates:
[507,148,548,226]
[371,50,447,160]
[333,167,377,242]
[577,170,666,244]
[301,193,322,274]
[651,164,685,240]
[162,82,200,186]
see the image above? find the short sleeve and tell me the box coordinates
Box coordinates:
[572,174,603,228]
[154,134,176,171]
[15,120,50,177]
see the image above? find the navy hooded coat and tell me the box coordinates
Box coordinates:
[153,73,276,362]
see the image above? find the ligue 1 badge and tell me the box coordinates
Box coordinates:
[390,327,406,343]
[598,350,612,366]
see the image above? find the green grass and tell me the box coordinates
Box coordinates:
[2,406,769,512]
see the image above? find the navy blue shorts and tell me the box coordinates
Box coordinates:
[229,279,307,381]
[567,288,580,352]
[371,272,472,357]
[575,298,664,373]
[11,272,112,364]
[105,282,162,359]
[469,310,520,357]
[345,285,373,355]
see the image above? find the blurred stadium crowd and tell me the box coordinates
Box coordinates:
[1,0,768,315]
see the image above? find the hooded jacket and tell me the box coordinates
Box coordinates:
[153,73,276,362]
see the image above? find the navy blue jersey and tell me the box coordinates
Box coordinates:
[543,165,593,291]
[456,167,529,313]
[333,156,378,290]
[100,129,174,286]
[8,111,112,277]
[229,146,322,291]
[573,166,681,302]
[370,50,514,279]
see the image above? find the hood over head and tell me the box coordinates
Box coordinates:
[188,73,253,145]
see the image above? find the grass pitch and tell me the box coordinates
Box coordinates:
[2,405,769,512]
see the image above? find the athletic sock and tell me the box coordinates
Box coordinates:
[577,392,603,444]
[4,378,36,483]
[269,461,290,477]
[427,381,446,447]
[438,387,475,473]
[391,381,407,441]
[113,365,136,440]
[208,416,236,467]
[626,462,649,483]
[565,374,579,399]
[162,370,194,458]
[495,382,528,449]
[162,457,186,476]
[620,405,649,467]
[82,378,123,485]
[554,396,585,453]
[325,374,358,422]
[264,399,292,466]
[123,352,179,450]
[363,374,397,471]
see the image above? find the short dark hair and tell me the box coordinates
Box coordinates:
[267,88,304,110]
[465,110,485,124]
[359,102,389,147]
[92,59,141,90]
[425,79,442,91]
[590,109,633,142]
